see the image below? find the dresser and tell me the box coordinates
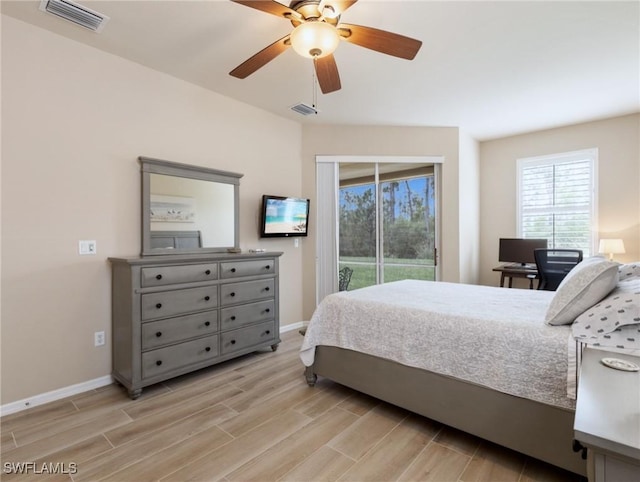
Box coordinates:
[109,252,282,399]
[574,348,640,482]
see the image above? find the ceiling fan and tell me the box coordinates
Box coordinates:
[229,0,422,94]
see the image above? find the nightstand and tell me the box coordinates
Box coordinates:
[574,347,640,482]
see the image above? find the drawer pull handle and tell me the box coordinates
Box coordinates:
[230,339,236,345]
[156,360,162,366]
[230,292,236,297]
[266,330,271,335]
[265,286,270,291]
[230,268,236,273]
[265,308,270,313]
[205,346,211,352]
[231,316,236,321]
[156,274,162,280]
[155,303,162,309]
[205,269,211,275]
[265,265,271,270]
[156,331,162,337]
[205,321,210,327]
[204,296,210,301]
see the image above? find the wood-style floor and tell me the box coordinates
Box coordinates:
[1,330,586,482]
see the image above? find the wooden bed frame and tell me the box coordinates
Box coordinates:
[305,345,587,477]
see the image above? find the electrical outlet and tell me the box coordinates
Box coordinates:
[94,331,105,347]
[79,240,97,255]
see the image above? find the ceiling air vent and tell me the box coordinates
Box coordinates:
[39,0,110,33]
[290,103,318,116]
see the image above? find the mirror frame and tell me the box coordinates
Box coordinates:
[140,156,243,256]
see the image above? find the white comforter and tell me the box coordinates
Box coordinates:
[300,280,576,409]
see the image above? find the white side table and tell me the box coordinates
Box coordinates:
[574,347,640,482]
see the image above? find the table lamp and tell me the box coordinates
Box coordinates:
[598,239,625,261]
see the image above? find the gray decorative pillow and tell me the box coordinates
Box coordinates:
[572,279,640,349]
[545,256,619,326]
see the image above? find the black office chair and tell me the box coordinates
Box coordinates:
[534,249,583,291]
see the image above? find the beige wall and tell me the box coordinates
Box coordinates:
[300,125,468,320]
[479,114,640,288]
[1,16,304,405]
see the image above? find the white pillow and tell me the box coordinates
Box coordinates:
[545,256,619,326]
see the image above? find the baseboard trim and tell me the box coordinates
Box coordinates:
[1,323,308,416]
[0,375,113,417]
[280,321,305,333]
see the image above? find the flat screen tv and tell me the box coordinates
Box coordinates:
[499,238,548,266]
[260,195,310,237]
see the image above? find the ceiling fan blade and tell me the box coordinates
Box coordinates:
[229,35,291,79]
[314,55,341,94]
[231,0,300,20]
[338,23,422,60]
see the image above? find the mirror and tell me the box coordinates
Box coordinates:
[140,156,243,255]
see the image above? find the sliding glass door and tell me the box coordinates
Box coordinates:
[338,162,438,290]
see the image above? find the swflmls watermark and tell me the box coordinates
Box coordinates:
[3,462,78,475]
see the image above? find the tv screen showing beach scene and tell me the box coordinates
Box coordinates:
[261,195,309,237]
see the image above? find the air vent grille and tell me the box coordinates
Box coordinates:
[290,103,318,116]
[39,0,109,32]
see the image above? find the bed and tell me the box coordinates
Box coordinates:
[300,261,639,477]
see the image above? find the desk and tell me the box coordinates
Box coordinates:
[493,265,538,289]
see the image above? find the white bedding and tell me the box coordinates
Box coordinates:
[300,280,577,409]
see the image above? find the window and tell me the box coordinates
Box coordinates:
[517,149,597,256]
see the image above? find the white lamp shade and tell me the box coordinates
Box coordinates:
[290,21,340,59]
[598,238,625,259]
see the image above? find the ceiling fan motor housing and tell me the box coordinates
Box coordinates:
[289,0,340,26]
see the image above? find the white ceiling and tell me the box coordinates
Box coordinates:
[3,0,639,140]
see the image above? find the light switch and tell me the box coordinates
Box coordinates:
[79,240,97,255]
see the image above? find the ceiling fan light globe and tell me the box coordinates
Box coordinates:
[290,21,340,59]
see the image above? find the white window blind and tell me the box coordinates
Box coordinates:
[517,149,597,257]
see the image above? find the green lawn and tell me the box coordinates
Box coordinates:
[339,257,435,291]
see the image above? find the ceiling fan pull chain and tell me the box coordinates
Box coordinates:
[312,56,318,113]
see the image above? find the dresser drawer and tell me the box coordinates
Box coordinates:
[220,321,276,355]
[220,279,274,306]
[220,259,275,279]
[141,263,218,287]
[142,335,219,379]
[221,300,274,331]
[141,286,218,321]
[141,311,218,350]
